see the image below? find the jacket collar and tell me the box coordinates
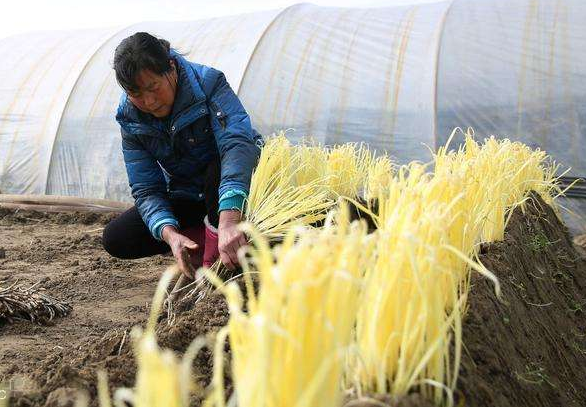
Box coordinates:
[116,51,207,137]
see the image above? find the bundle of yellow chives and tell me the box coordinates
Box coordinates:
[352,169,464,404]
[325,143,373,199]
[364,155,395,202]
[294,143,329,188]
[245,135,380,241]
[245,135,335,241]
[434,129,559,242]
[353,129,559,403]
[207,206,375,406]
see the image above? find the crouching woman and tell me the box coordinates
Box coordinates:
[102,32,262,278]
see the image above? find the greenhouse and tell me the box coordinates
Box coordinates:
[0,0,584,230]
[2,1,586,406]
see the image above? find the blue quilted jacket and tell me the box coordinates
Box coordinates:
[116,51,262,240]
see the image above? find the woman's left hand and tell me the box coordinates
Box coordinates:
[218,210,247,270]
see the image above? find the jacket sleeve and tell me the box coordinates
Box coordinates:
[121,131,179,240]
[203,68,261,212]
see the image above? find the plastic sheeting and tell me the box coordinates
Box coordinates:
[435,0,586,234]
[0,0,585,230]
[0,30,117,197]
[436,0,586,178]
[239,2,449,163]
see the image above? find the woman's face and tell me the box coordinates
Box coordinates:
[127,61,177,118]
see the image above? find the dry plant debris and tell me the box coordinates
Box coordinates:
[0,279,72,324]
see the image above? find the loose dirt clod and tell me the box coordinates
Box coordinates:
[574,234,586,251]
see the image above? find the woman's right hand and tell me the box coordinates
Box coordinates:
[162,225,198,279]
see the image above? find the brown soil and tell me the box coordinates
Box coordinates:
[5,290,230,407]
[1,194,586,406]
[0,208,171,406]
[458,194,586,406]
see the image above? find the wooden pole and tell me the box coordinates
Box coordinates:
[0,194,132,213]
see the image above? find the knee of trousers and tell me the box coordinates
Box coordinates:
[102,221,133,259]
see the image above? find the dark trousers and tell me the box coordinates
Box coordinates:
[102,159,220,259]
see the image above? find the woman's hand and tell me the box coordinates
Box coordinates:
[162,225,198,279]
[218,210,247,270]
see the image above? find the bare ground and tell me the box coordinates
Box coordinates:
[0,209,173,405]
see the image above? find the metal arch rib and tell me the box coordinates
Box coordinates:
[236,3,313,96]
[432,0,456,150]
[44,23,142,195]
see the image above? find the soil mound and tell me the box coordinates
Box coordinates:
[459,193,586,405]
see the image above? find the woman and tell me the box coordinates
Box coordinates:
[102,32,262,279]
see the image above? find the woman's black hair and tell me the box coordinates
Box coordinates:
[113,32,174,93]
